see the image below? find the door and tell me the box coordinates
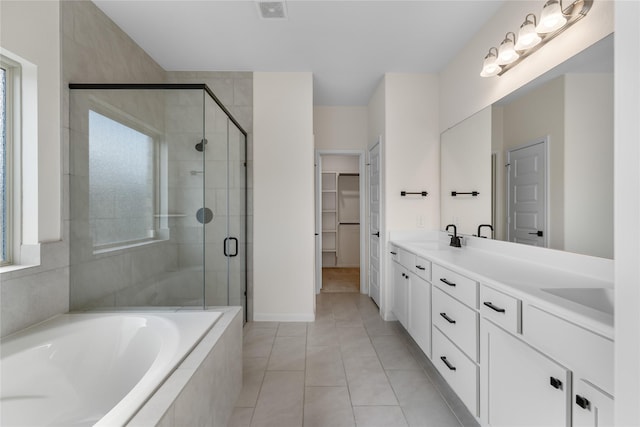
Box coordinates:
[507,140,547,246]
[483,320,570,426]
[368,143,381,306]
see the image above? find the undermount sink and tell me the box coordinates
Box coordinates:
[542,287,614,315]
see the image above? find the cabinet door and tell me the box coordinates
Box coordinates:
[393,263,408,329]
[482,320,570,427]
[573,379,614,427]
[409,274,431,358]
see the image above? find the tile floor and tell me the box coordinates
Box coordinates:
[227,293,479,427]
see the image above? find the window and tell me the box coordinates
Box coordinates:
[88,110,158,249]
[0,60,14,265]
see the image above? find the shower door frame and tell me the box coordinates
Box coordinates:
[69,83,248,320]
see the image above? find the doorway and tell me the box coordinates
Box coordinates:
[315,151,365,294]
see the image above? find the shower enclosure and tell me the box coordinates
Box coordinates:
[68,84,247,318]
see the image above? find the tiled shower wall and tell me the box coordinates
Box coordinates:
[2,1,253,336]
[64,2,253,314]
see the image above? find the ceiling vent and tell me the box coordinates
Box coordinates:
[257,1,287,20]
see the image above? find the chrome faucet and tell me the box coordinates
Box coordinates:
[477,224,494,239]
[445,224,462,248]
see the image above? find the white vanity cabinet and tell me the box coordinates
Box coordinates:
[481,319,571,427]
[388,240,614,427]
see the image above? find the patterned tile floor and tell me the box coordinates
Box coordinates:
[228,293,479,427]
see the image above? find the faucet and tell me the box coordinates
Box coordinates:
[445,224,462,248]
[477,224,494,239]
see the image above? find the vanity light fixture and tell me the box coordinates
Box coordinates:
[480,47,501,77]
[514,14,542,51]
[496,32,520,65]
[480,0,593,77]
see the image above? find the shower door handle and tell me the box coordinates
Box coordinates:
[224,237,239,257]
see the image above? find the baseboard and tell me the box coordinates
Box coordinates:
[253,312,315,322]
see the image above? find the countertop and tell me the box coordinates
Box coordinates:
[390,239,614,340]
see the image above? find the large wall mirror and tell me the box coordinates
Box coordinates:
[440,34,613,259]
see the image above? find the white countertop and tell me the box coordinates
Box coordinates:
[390,238,614,340]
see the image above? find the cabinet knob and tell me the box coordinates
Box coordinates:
[575,395,590,410]
[549,377,563,390]
[416,265,426,271]
[390,251,397,255]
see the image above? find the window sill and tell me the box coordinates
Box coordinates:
[0,263,39,275]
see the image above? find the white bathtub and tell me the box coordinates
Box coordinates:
[0,311,222,427]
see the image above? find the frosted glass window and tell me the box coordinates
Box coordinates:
[89,110,155,247]
[0,67,7,262]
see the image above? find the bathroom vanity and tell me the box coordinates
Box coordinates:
[389,234,613,427]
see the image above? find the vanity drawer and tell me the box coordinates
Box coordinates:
[432,287,478,361]
[414,255,431,282]
[432,264,478,308]
[398,249,415,272]
[432,327,478,416]
[480,285,521,334]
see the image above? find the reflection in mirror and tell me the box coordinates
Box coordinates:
[440,34,613,259]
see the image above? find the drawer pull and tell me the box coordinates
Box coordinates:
[483,301,506,313]
[440,278,456,287]
[391,251,397,255]
[416,265,426,271]
[440,356,457,371]
[575,395,591,410]
[440,312,456,324]
[549,377,563,390]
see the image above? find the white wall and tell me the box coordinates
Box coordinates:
[439,0,613,131]
[253,72,315,321]
[564,73,613,259]
[314,106,368,151]
[614,1,640,424]
[381,73,440,319]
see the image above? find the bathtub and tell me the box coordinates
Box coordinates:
[1,311,222,426]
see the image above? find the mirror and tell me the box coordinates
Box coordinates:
[440,34,614,259]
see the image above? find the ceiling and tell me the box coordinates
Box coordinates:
[93,0,504,106]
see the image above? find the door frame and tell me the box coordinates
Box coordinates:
[506,137,549,247]
[314,149,366,294]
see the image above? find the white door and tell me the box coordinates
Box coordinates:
[368,143,381,306]
[507,140,546,246]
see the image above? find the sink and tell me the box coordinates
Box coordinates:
[542,287,614,315]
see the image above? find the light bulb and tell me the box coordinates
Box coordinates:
[536,0,567,33]
[496,33,519,65]
[480,48,501,77]
[515,16,542,51]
